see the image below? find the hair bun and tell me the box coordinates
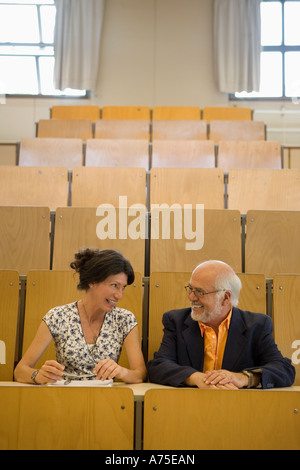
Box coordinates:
[70,247,100,272]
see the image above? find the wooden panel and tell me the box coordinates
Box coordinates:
[85,139,149,169]
[144,389,300,450]
[72,167,147,207]
[37,119,93,140]
[0,271,19,381]
[19,138,83,169]
[152,106,201,120]
[0,167,69,211]
[236,273,266,314]
[0,387,134,450]
[0,143,17,165]
[227,169,300,213]
[273,275,300,385]
[151,140,215,168]
[148,272,191,360]
[0,206,51,275]
[245,210,300,277]
[209,120,265,142]
[150,168,224,208]
[94,119,150,140]
[102,106,150,120]
[217,140,282,170]
[22,270,81,367]
[53,207,145,275]
[203,106,252,122]
[149,209,241,273]
[51,105,100,121]
[152,120,207,140]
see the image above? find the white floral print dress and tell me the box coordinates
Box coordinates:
[43,301,137,378]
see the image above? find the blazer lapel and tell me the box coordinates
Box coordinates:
[182,313,204,371]
[222,307,248,370]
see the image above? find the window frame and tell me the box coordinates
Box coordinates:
[0,1,88,99]
[230,0,300,102]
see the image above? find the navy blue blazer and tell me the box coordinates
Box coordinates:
[147,307,295,389]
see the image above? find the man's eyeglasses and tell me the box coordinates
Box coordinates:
[184,285,225,298]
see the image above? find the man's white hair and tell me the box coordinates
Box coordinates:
[214,269,242,307]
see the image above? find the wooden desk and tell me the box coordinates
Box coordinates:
[144,387,300,450]
[0,383,134,450]
[1,383,299,450]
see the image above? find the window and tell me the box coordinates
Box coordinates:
[233,0,300,100]
[0,0,86,97]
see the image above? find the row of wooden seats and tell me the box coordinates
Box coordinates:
[0,166,299,213]
[1,206,300,279]
[18,138,281,171]
[50,105,253,121]
[36,119,265,141]
[1,384,299,449]
[1,269,299,387]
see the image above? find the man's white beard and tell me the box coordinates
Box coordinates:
[191,301,222,324]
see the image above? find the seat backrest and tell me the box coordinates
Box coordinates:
[227,169,300,213]
[22,270,84,368]
[203,106,252,122]
[72,167,147,207]
[209,120,265,142]
[152,106,201,120]
[19,138,83,169]
[0,166,69,211]
[152,120,207,140]
[151,140,215,168]
[0,206,51,275]
[85,139,149,170]
[51,105,100,120]
[0,270,19,380]
[150,167,224,208]
[102,106,150,120]
[148,272,191,359]
[37,119,93,140]
[94,119,150,140]
[217,140,282,170]
[149,208,242,273]
[237,273,266,314]
[52,207,146,275]
[273,274,300,385]
[245,210,300,278]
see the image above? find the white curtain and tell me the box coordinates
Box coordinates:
[54,0,105,91]
[214,0,261,93]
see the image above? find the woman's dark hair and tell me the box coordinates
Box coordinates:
[70,248,135,290]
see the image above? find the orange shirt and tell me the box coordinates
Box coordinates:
[198,309,232,372]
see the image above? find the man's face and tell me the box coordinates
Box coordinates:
[187,267,224,324]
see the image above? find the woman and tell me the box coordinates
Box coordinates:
[14,248,147,385]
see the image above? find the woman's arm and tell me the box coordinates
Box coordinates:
[14,321,65,384]
[93,326,147,383]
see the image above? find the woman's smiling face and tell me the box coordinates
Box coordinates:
[89,272,128,313]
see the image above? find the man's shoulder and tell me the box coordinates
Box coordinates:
[163,307,191,323]
[232,306,271,327]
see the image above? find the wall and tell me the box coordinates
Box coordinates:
[0,0,299,148]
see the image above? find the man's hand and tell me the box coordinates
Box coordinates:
[184,371,239,390]
[203,369,249,389]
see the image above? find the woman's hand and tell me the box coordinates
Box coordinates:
[93,358,125,381]
[35,360,65,384]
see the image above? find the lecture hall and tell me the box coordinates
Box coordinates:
[0,0,299,452]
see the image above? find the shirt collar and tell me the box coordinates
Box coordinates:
[198,308,232,337]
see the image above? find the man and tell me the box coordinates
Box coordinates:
[147,260,295,389]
